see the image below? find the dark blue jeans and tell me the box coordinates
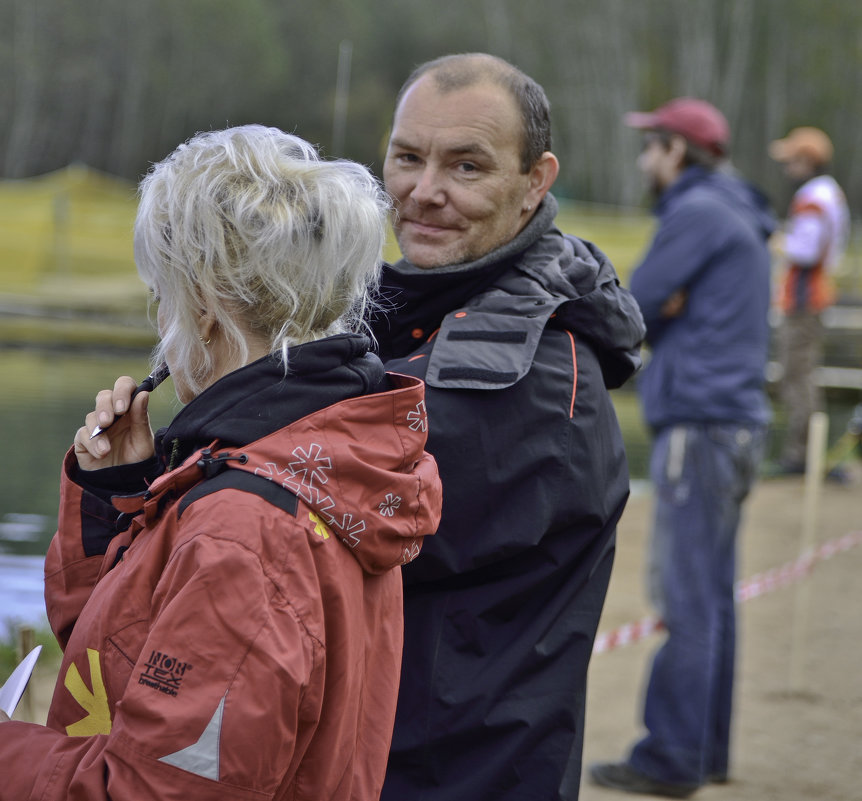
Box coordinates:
[629,422,765,787]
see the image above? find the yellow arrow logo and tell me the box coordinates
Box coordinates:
[65,648,112,736]
[309,511,331,540]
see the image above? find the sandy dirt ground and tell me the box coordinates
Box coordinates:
[14,468,862,800]
[580,468,862,801]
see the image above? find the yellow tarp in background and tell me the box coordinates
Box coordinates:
[0,165,139,292]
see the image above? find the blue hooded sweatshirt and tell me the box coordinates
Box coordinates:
[630,165,776,430]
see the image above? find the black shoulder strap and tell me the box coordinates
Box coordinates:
[177,468,298,520]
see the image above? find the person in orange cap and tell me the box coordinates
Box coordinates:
[769,127,850,474]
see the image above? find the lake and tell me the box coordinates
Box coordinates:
[0,346,178,628]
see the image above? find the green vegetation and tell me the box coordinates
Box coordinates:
[555,201,653,282]
[0,167,153,346]
[0,624,61,684]
[3,0,862,215]
[0,166,138,292]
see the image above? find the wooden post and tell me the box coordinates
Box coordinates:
[788,411,828,691]
[331,40,352,158]
[17,625,36,722]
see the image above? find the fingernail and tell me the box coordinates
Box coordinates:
[115,400,126,414]
[96,440,109,456]
[98,411,112,426]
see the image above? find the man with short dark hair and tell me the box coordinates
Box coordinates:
[590,98,776,798]
[769,126,850,474]
[371,53,645,801]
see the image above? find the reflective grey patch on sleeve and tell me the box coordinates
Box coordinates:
[159,695,225,780]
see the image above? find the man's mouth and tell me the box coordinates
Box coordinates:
[401,218,457,236]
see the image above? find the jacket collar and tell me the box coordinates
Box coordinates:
[371,196,559,361]
[156,334,387,471]
[655,165,711,215]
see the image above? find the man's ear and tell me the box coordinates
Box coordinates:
[524,152,560,210]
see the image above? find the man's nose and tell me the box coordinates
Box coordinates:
[410,165,446,206]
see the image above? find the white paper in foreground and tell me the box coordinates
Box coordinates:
[0,645,42,717]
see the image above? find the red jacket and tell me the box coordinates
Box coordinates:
[0,337,441,801]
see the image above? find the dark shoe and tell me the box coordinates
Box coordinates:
[589,761,698,798]
[826,464,852,484]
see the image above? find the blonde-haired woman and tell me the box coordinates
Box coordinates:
[0,126,441,801]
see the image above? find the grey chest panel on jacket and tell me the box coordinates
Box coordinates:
[425,291,563,391]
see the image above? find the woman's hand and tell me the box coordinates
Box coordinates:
[73,376,156,470]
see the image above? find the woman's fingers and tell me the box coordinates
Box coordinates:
[93,376,139,432]
[76,376,154,469]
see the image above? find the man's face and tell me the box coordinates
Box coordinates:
[637,133,683,197]
[781,154,816,183]
[383,76,536,269]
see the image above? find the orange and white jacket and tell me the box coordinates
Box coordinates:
[778,174,850,313]
[0,335,441,801]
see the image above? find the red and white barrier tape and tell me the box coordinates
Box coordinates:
[593,530,862,655]
[593,616,665,654]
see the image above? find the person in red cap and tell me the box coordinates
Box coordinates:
[590,99,777,798]
[768,127,850,475]
[623,97,730,158]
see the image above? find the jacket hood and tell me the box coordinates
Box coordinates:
[140,336,441,575]
[712,169,777,240]
[535,228,646,388]
[661,166,777,241]
[230,372,441,574]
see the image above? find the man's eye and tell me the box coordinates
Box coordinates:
[458,162,478,173]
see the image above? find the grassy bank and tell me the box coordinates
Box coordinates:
[0,623,61,684]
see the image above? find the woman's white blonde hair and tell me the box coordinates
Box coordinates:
[134,125,389,396]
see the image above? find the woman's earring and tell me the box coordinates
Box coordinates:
[200,335,211,346]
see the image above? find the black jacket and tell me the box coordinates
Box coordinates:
[371,195,645,801]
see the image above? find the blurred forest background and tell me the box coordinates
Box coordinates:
[1,0,860,215]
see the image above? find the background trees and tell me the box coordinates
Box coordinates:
[0,0,859,214]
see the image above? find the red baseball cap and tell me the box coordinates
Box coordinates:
[625,97,730,156]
